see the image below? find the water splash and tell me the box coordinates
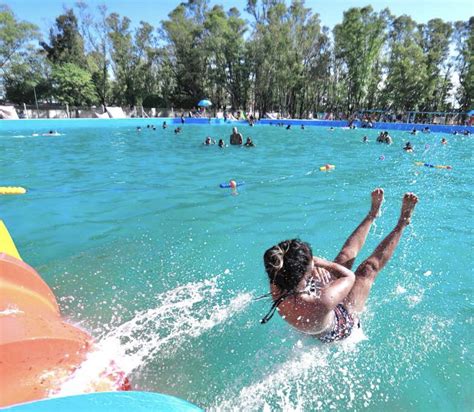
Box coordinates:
[54,276,252,397]
[212,313,451,411]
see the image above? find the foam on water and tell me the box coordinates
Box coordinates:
[54,275,252,397]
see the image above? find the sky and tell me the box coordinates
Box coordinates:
[6,0,473,35]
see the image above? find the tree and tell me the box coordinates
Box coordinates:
[107,13,161,106]
[202,5,249,110]
[419,18,453,110]
[41,9,86,67]
[453,17,474,111]
[333,6,388,111]
[76,2,111,105]
[51,63,98,105]
[0,5,40,70]
[3,52,50,104]
[383,15,428,111]
[246,0,330,118]
[161,0,209,107]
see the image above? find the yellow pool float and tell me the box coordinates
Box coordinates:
[0,186,27,195]
[319,164,335,171]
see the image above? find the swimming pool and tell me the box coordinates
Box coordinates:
[1,120,472,410]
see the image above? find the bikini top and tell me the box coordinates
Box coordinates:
[259,277,323,324]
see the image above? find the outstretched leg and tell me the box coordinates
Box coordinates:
[344,193,418,313]
[334,188,384,269]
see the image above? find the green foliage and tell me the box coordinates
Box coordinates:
[51,62,98,105]
[1,0,472,115]
[76,2,111,105]
[161,1,209,107]
[383,15,428,111]
[333,6,388,110]
[106,13,162,106]
[3,54,50,104]
[41,9,86,67]
[0,4,40,69]
[454,18,474,111]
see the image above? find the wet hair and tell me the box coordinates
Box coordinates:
[263,239,312,291]
[261,239,313,323]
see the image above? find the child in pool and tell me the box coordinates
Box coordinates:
[262,189,418,343]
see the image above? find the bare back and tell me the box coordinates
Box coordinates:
[272,285,334,335]
[270,266,338,335]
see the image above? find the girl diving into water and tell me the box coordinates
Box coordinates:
[261,189,418,343]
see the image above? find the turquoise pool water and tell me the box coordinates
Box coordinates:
[1,120,472,410]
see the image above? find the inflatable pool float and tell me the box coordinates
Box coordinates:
[219,181,245,188]
[414,161,452,170]
[3,391,202,412]
[0,187,27,195]
[0,220,128,407]
[319,164,335,171]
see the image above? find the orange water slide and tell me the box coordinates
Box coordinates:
[0,221,128,407]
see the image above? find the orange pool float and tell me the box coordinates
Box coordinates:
[0,220,129,407]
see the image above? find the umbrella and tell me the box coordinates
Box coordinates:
[197,99,212,107]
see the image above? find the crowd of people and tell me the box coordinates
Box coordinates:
[132,121,467,155]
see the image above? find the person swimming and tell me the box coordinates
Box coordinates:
[244,137,255,147]
[362,136,369,143]
[261,189,418,343]
[41,130,60,136]
[377,131,392,144]
[218,139,226,148]
[441,138,448,145]
[203,136,215,145]
[230,127,243,145]
[403,142,413,152]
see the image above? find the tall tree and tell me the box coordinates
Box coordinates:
[419,18,453,110]
[76,2,111,106]
[333,6,388,111]
[161,0,209,107]
[107,13,161,106]
[51,62,98,105]
[453,17,474,111]
[202,5,249,110]
[383,15,428,111]
[41,9,86,67]
[0,4,40,70]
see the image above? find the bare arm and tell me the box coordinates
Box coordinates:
[314,257,355,310]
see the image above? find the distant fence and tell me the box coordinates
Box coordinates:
[13,105,178,119]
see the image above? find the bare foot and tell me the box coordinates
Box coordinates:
[399,193,418,225]
[369,188,384,218]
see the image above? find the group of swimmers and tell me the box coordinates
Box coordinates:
[136,122,183,134]
[452,130,471,135]
[376,131,393,144]
[268,123,306,130]
[363,135,449,152]
[203,127,255,148]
